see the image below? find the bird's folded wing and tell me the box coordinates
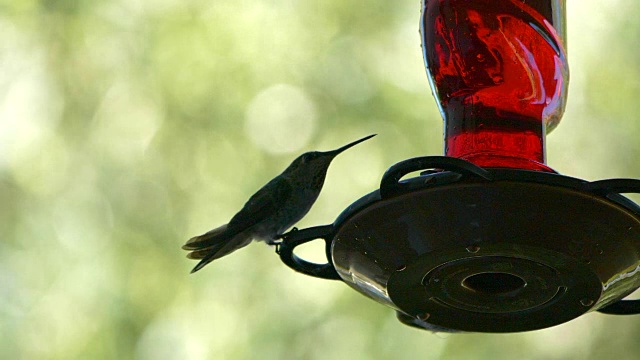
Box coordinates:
[226,175,292,234]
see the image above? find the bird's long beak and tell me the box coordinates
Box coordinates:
[325,134,377,157]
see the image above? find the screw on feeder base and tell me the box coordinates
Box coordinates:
[466,245,481,253]
[581,299,595,307]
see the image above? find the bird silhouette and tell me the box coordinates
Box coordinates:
[183,134,376,273]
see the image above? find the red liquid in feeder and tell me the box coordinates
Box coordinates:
[421,0,568,171]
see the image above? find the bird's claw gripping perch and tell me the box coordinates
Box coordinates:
[268,239,283,254]
[273,227,299,241]
[271,241,282,254]
[270,227,299,254]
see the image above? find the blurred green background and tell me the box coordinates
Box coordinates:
[2,0,640,359]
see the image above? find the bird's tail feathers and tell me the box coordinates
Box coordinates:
[182,224,230,251]
[186,246,221,260]
[183,224,252,273]
[189,239,247,273]
[183,224,230,273]
[189,245,225,273]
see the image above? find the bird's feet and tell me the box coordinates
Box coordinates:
[268,241,282,254]
[273,227,299,241]
[269,227,299,254]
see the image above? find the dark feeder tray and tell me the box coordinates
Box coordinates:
[277,156,640,333]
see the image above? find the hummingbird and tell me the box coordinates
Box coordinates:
[183,134,376,273]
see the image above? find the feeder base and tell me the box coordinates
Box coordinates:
[277,157,640,333]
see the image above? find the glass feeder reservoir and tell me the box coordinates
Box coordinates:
[422,0,568,172]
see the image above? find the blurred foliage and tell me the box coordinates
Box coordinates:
[1,0,640,359]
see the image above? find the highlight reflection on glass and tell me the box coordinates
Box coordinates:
[421,0,568,171]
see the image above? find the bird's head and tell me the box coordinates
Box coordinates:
[283,134,376,187]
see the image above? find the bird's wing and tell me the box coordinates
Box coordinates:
[225,175,292,235]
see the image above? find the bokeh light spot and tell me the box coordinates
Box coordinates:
[244,84,317,154]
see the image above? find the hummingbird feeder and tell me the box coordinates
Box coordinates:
[276,0,640,332]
